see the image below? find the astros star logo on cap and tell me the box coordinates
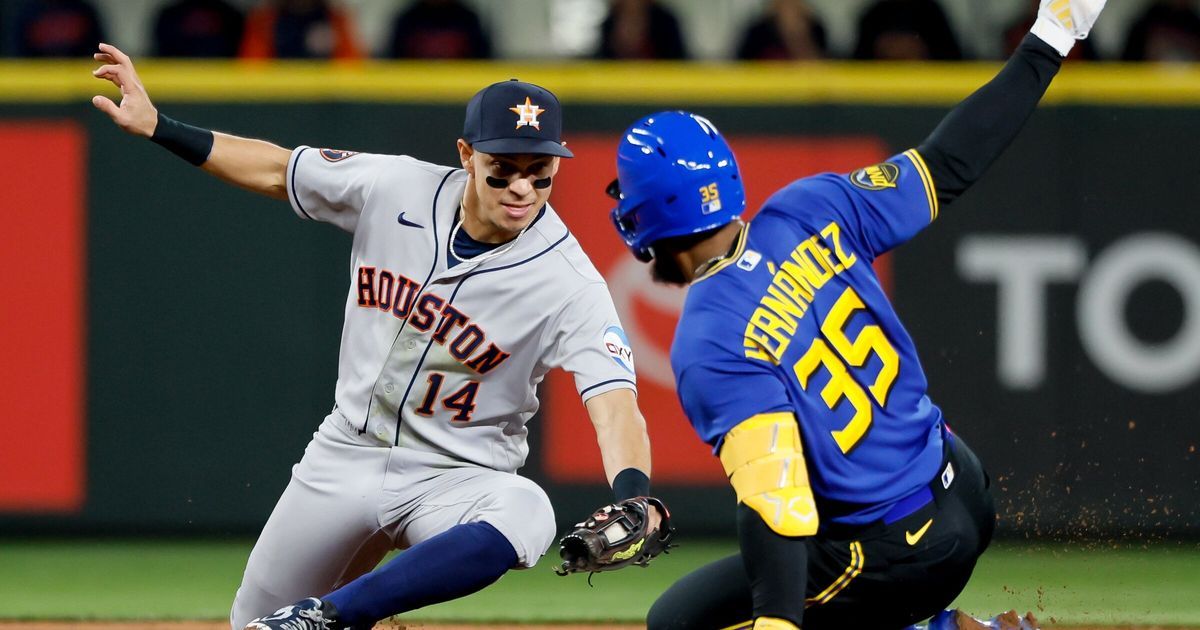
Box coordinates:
[510,96,545,131]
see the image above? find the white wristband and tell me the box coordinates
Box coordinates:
[1031,14,1075,57]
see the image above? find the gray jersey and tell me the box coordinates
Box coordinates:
[285,147,636,473]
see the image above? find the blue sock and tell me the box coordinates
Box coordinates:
[323,521,518,627]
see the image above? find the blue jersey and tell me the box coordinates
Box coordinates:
[671,150,945,526]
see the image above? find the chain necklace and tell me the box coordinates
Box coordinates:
[692,221,746,278]
[450,200,529,266]
[693,254,727,278]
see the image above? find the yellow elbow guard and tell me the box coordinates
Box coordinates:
[719,413,819,537]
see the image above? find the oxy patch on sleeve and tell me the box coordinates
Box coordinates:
[603,326,635,374]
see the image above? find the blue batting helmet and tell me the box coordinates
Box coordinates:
[608,111,745,262]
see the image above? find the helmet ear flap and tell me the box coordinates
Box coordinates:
[610,196,644,256]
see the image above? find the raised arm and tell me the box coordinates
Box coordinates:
[918,0,1107,206]
[91,43,291,200]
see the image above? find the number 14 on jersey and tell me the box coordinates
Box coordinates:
[415,373,480,422]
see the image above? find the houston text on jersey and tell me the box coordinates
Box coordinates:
[355,265,511,374]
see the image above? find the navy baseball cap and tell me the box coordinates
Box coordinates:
[463,79,574,158]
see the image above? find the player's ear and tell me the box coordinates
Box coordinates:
[549,156,561,177]
[456,139,474,174]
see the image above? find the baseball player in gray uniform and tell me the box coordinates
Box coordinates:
[91,43,664,630]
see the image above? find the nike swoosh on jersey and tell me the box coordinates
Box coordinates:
[905,518,934,546]
[397,212,424,229]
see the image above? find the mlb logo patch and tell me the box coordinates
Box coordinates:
[941,462,955,489]
[603,326,635,374]
[737,250,762,272]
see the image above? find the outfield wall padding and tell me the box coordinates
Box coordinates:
[0,63,1197,538]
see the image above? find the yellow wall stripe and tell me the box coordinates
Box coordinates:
[806,541,864,607]
[8,61,1200,105]
[719,622,754,630]
[903,149,939,222]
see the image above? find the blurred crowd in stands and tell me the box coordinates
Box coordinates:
[5,0,1200,61]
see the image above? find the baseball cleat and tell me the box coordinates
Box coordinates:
[982,610,1040,630]
[243,597,346,630]
[916,608,1040,630]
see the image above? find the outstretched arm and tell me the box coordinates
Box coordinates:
[584,388,663,530]
[585,389,653,486]
[918,0,1107,206]
[91,43,291,200]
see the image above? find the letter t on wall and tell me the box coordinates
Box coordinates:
[957,236,1087,389]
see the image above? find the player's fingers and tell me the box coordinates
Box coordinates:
[97,42,125,60]
[97,42,119,60]
[98,42,131,66]
[92,67,124,90]
[91,95,121,120]
[92,64,120,77]
[93,52,116,63]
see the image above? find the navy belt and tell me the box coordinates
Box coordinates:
[881,428,957,525]
[882,486,934,525]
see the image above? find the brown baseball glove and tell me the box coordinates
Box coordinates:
[554,496,674,576]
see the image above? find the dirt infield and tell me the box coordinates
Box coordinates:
[0,623,1196,630]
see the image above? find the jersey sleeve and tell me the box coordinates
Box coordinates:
[286,146,391,233]
[674,357,794,450]
[542,282,637,402]
[795,149,939,259]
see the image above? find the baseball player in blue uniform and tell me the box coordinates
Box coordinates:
[92,48,664,629]
[607,1,1107,629]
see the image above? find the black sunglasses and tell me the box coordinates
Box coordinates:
[485,175,553,190]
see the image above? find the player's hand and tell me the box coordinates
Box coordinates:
[91,43,158,138]
[1032,0,1107,56]
[647,502,664,534]
[554,496,675,576]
